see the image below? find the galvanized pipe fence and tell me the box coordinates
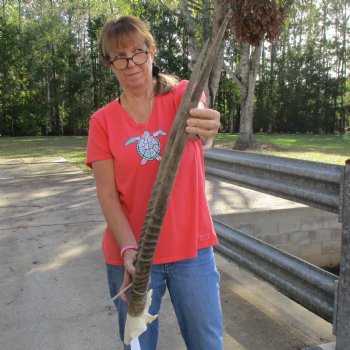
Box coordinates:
[204,148,350,350]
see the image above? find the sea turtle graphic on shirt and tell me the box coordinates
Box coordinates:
[124,130,167,165]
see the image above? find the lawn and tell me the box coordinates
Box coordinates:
[215,133,350,165]
[0,136,88,171]
[0,133,349,170]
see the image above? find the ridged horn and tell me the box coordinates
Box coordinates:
[128,10,233,317]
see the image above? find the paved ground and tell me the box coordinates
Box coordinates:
[0,158,335,350]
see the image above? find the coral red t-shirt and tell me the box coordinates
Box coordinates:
[86,80,217,265]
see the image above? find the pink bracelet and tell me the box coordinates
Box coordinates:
[120,244,138,259]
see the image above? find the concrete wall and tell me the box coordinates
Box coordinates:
[213,207,342,269]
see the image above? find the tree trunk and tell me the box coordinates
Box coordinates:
[234,42,262,150]
[207,0,227,108]
[88,4,98,110]
[339,3,347,133]
[18,0,22,33]
[1,0,6,135]
[180,0,227,108]
[45,0,61,135]
[180,0,199,71]
[109,0,114,14]
[50,43,61,135]
[267,43,276,134]
[2,0,5,20]
[46,72,50,136]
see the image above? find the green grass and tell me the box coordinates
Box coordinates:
[215,133,350,165]
[0,134,349,169]
[0,136,89,172]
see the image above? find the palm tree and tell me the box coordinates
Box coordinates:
[226,0,286,149]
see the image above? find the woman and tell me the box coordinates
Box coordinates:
[86,15,223,350]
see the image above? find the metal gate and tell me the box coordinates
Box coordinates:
[205,148,350,349]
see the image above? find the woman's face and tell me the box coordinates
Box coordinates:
[110,33,155,94]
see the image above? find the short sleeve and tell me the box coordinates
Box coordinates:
[86,111,113,168]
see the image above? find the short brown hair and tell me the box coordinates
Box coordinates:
[99,15,178,96]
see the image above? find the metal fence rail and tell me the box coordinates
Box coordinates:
[205,148,350,349]
[205,148,342,214]
[214,220,338,322]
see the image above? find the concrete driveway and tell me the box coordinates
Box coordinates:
[0,158,335,350]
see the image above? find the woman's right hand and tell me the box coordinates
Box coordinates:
[119,249,137,302]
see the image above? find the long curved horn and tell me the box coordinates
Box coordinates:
[128,10,233,317]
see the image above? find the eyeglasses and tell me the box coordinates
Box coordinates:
[110,51,149,71]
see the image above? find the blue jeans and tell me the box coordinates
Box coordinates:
[106,247,223,350]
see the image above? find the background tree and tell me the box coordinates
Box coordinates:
[225,0,286,149]
[173,0,227,108]
[254,0,349,135]
[0,0,349,137]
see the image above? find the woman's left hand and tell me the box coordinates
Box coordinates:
[186,107,221,151]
